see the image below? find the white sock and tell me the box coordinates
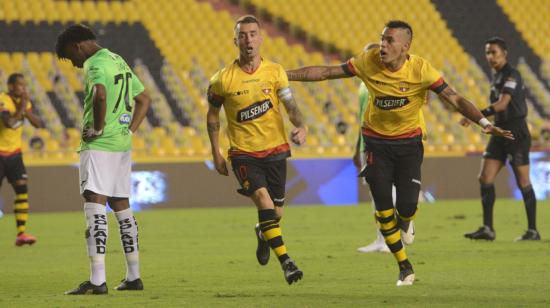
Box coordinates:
[84,202,108,285]
[115,208,140,281]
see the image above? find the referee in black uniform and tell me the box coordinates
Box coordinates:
[463,37,540,241]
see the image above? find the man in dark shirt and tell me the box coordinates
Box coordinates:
[462,37,540,241]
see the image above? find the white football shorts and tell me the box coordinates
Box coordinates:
[79,150,132,198]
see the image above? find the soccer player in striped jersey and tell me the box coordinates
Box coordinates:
[287,20,513,286]
[207,15,306,285]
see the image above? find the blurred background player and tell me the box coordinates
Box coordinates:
[206,15,306,285]
[287,20,513,286]
[353,44,390,254]
[0,73,43,246]
[462,37,540,242]
[56,24,151,295]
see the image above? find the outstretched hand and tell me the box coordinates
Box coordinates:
[483,125,514,140]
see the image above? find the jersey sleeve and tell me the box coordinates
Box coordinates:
[131,73,145,98]
[422,60,445,94]
[207,71,225,108]
[275,64,290,91]
[86,59,107,88]
[502,71,520,96]
[0,97,8,113]
[347,52,366,79]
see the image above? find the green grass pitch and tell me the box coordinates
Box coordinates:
[0,199,549,307]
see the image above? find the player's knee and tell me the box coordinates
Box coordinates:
[478,173,493,185]
[83,190,107,204]
[396,201,417,219]
[252,188,273,205]
[514,172,531,189]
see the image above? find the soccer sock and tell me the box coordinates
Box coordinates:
[13,185,29,235]
[480,183,495,229]
[520,185,537,230]
[115,208,140,281]
[258,209,289,264]
[376,208,409,265]
[84,202,108,285]
[397,211,416,231]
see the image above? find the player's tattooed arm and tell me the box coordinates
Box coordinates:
[438,85,514,139]
[438,86,485,124]
[280,88,307,145]
[206,120,220,133]
[286,64,354,82]
[279,87,305,128]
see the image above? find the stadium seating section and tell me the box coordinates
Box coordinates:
[0,0,548,165]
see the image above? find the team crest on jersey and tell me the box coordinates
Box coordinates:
[119,113,131,124]
[237,99,273,122]
[259,81,272,95]
[374,96,410,110]
[399,82,409,92]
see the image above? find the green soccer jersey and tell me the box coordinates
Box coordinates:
[358,82,369,152]
[79,48,144,152]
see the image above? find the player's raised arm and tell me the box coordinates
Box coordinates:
[129,90,150,133]
[24,107,44,129]
[286,64,354,82]
[2,107,24,129]
[437,85,514,139]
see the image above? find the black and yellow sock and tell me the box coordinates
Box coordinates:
[258,209,289,264]
[397,211,416,230]
[376,208,408,264]
[14,185,29,235]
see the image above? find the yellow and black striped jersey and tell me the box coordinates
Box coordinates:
[208,59,290,159]
[0,92,32,156]
[347,48,443,139]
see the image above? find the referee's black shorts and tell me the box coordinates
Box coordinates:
[483,120,531,166]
